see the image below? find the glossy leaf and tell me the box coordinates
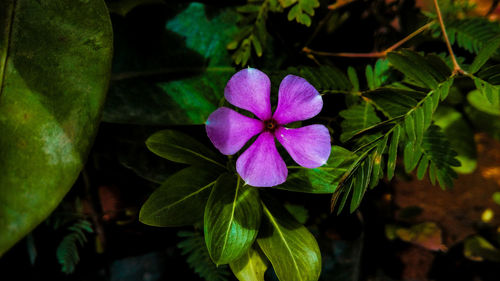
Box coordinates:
[139,167,220,227]
[229,246,269,281]
[205,174,262,265]
[276,146,357,193]
[146,129,225,168]
[257,201,321,281]
[0,0,112,255]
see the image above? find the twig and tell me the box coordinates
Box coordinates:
[433,0,464,75]
[303,21,433,59]
[328,0,357,10]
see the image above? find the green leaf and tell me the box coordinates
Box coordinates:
[276,146,357,193]
[178,231,231,281]
[347,66,359,92]
[469,35,500,74]
[387,50,450,89]
[444,18,500,54]
[104,3,238,125]
[139,167,219,227]
[364,88,426,118]
[0,0,112,255]
[464,235,500,262]
[56,220,93,274]
[229,246,269,281]
[286,0,319,26]
[145,129,225,168]
[257,201,321,281]
[287,65,353,93]
[467,89,500,116]
[365,65,375,90]
[387,50,438,88]
[205,174,262,265]
[370,134,389,187]
[284,204,309,224]
[472,77,500,106]
[421,126,460,188]
[433,106,477,174]
[387,125,401,180]
[350,159,373,212]
[340,103,381,142]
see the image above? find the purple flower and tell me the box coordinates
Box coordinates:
[206,68,331,187]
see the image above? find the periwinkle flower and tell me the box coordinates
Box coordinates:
[206,68,331,187]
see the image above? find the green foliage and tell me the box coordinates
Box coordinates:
[229,246,269,281]
[0,0,112,255]
[467,89,500,116]
[229,1,276,66]
[257,200,321,281]
[145,129,225,168]
[204,174,261,265]
[433,106,477,174]
[332,50,460,214]
[473,65,500,106]
[276,146,357,193]
[104,2,237,125]
[469,35,500,73]
[438,18,500,54]
[287,65,354,93]
[139,166,219,227]
[284,0,320,27]
[178,231,231,281]
[56,220,93,274]
[230,0,319,65]
[463,235,500,262]
[340,103,381,143]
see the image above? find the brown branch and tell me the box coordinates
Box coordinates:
[328,0,357,10]
[303,21,433,59]
[433,0,464,75]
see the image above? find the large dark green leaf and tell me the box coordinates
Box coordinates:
[205,173,262,265]
[146,129,225,168]
[139,166,220,227]
[0,0,112,255]
[103,2,238,125]
[257,201,321,281]
[276,146,356,193]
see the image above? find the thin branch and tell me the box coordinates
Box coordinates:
[303,21,433,59]
[328,0,357,10]
[384,22,434,53]
[433,0,464,75]
[303,47,385,58]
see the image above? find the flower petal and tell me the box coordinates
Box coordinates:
[206,107,263,155]
[275,125,331,168]
[272,75,323,124]
[225,68,272,120]
[236,132,287,187]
